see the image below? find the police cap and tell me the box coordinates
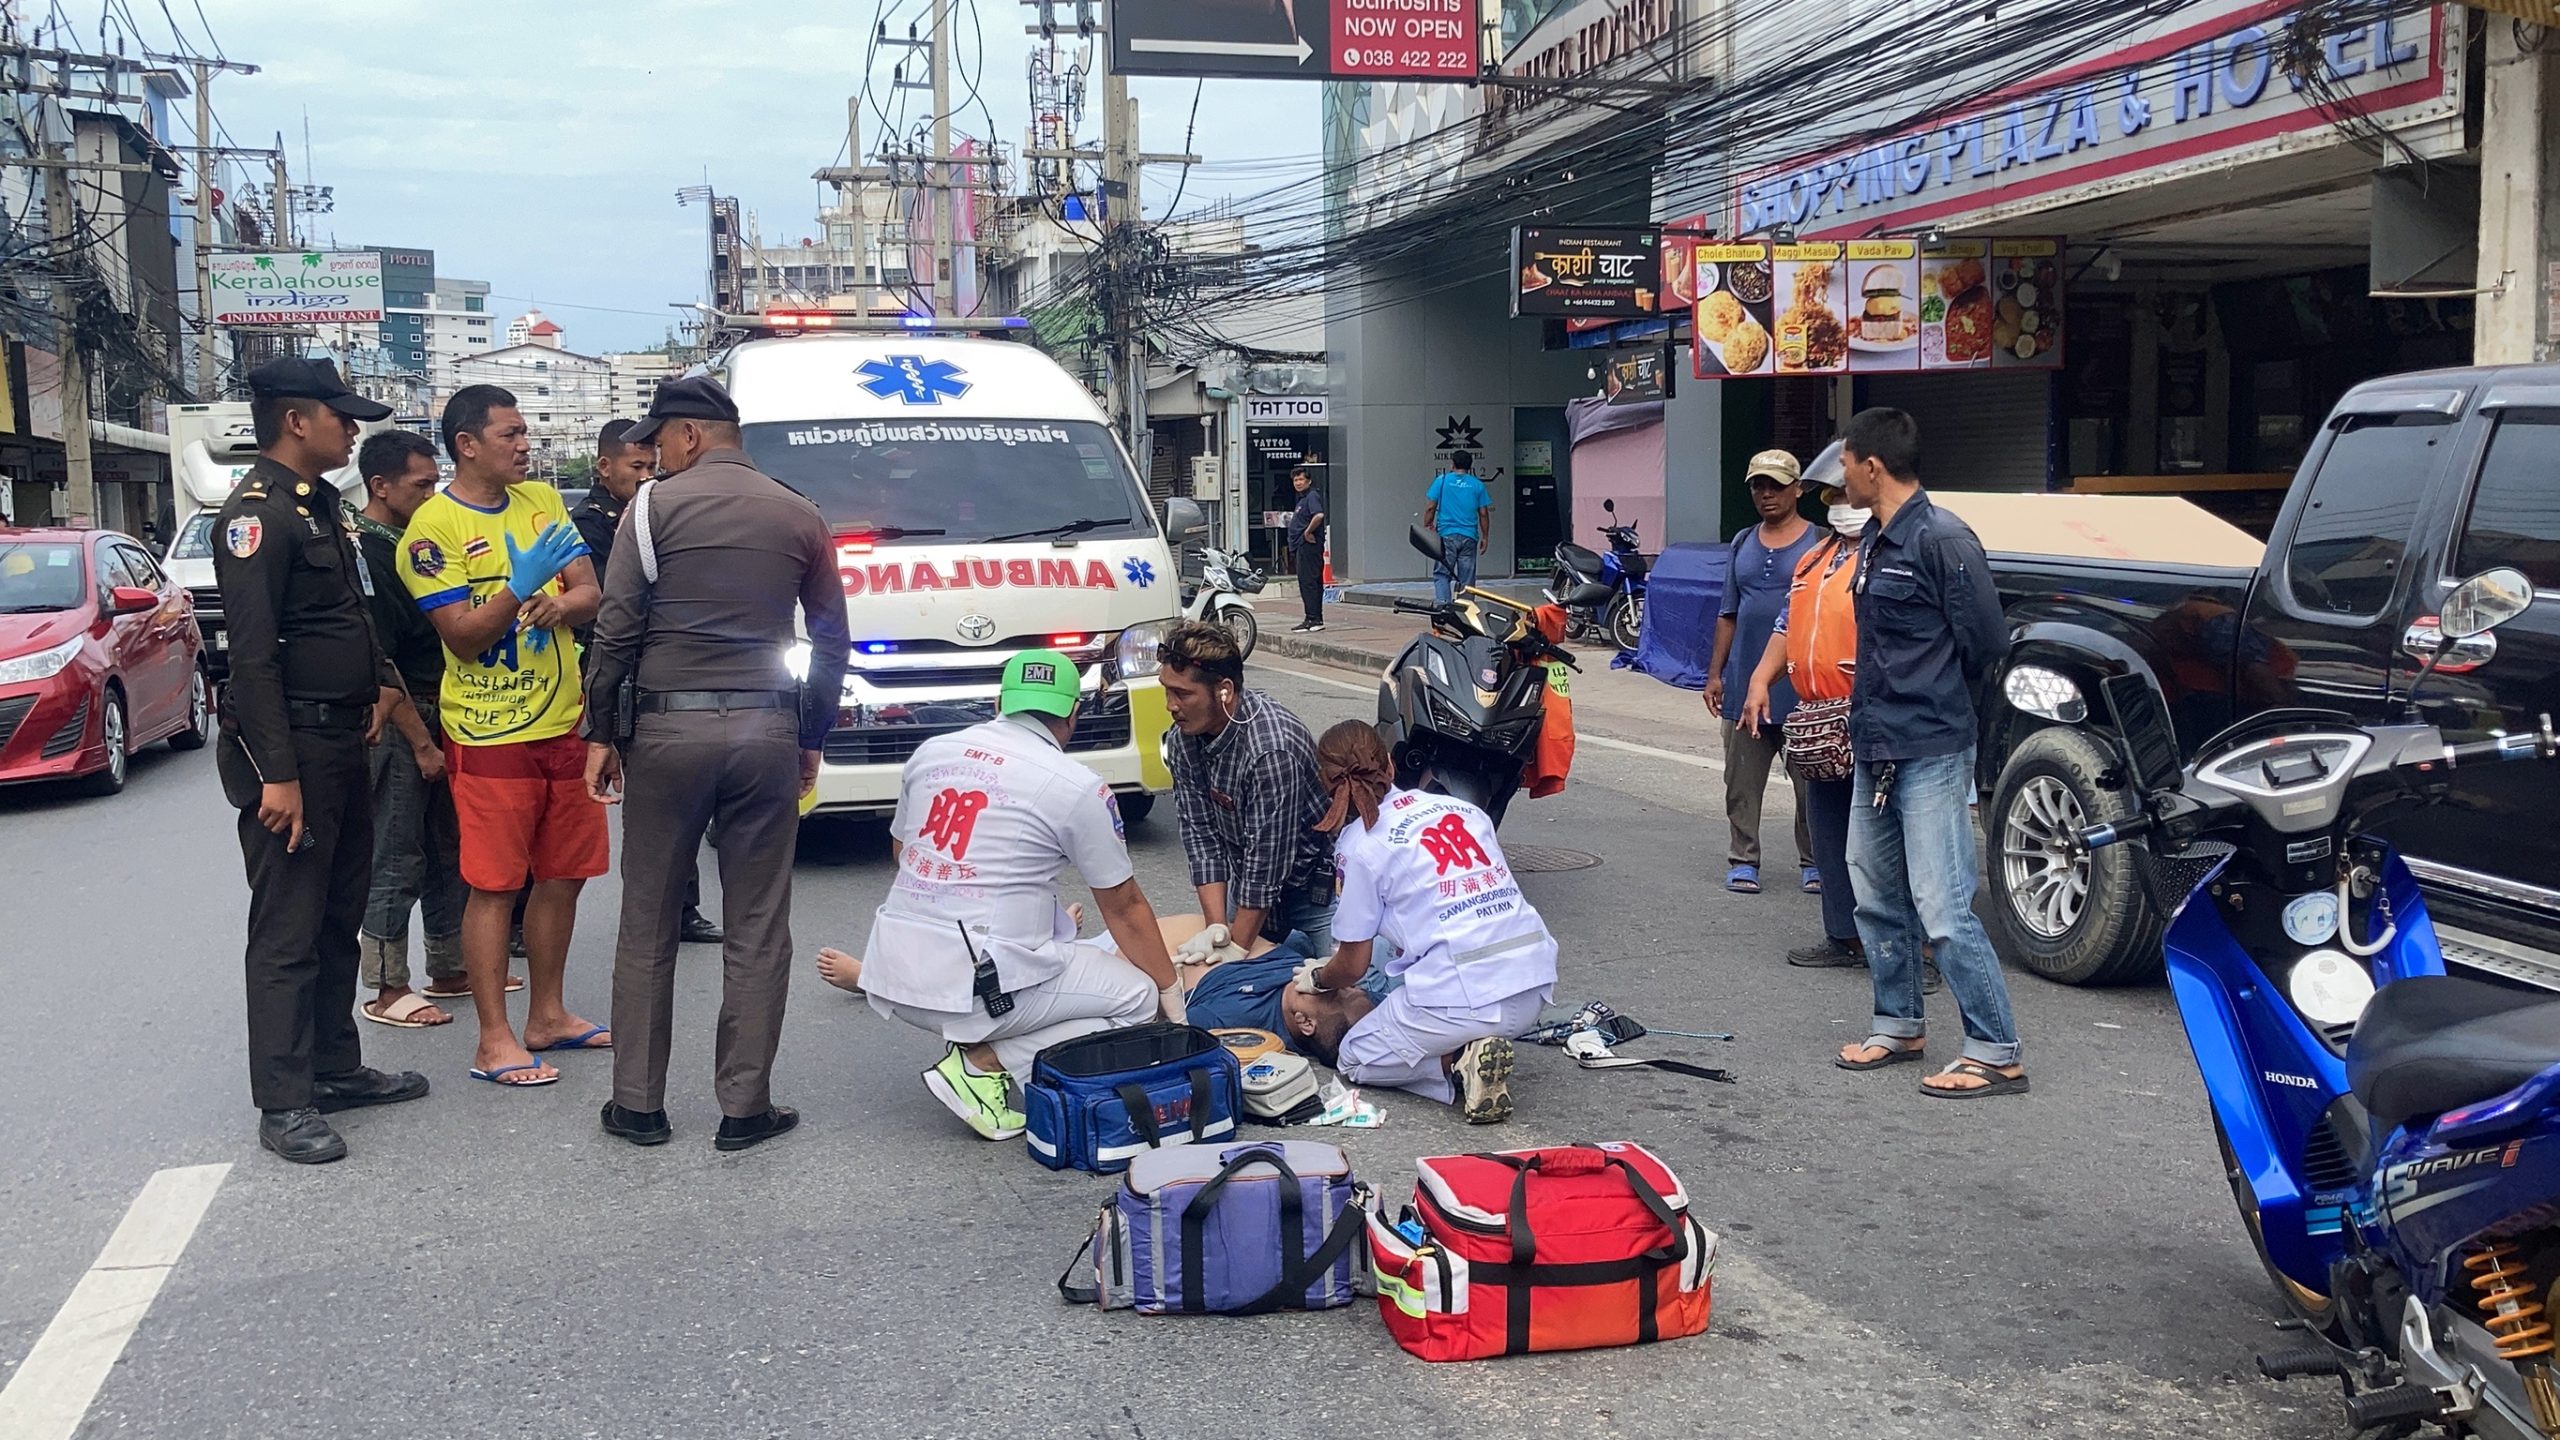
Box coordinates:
[246,356,393,421]
[623,374,741,444]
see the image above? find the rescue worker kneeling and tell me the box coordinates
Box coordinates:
[1297,720,1556,1123]
[857,650,1181,1141]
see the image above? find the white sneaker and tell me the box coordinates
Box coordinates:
[1453,1037,1515,1124]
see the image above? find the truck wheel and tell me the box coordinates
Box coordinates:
[1986,725,2165,986]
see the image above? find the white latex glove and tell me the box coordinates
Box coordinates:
[1174,922,1238,967]
[1157,985,1189,1025]
[1292,958,1330,995]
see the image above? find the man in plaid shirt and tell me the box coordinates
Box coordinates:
[1158,623,1338,957]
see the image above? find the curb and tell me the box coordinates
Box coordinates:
[1261,629,1394,675]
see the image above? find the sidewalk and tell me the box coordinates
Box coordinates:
[1246,594,1726,766]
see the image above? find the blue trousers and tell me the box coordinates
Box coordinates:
[1847,749,2021,1067]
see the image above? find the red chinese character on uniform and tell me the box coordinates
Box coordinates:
[1418,813,1491,875]
[920,787,992,859]
[935,861,955,881]
[1438,879,1458,899]
[1462,876,1483,895]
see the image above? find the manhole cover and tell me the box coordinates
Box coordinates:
[1507,844,1601,873]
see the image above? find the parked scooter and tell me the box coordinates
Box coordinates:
[1179,544,1266,660]
[2078,566,2560,1439]
[1545,498,1649,651]
[1377,526,1577,824]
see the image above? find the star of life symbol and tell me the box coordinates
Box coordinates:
[856,356,972,405]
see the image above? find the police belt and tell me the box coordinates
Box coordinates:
[637,689,794,715]
[285,700,372,732]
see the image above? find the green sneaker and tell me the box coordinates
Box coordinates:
[923,1045,1025,1141]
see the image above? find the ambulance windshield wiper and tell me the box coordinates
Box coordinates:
[983,516,1132,544]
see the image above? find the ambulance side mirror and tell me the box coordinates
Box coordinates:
[1162,498,1209,550]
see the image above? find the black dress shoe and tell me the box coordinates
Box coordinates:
[715,1106,799,1152]
[1785,937,1866,969]
[312,1066,430,1113]
[601,1102,673,1146]
[679,908,725,945]
[259,1108,349,1164]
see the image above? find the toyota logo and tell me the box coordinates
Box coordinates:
[956,613,996,642]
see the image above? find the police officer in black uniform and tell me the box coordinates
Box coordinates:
[213,358,431,1164]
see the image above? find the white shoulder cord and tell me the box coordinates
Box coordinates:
[631,479,661,585]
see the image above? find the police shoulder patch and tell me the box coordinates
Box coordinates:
[225,516,262,558]
[407,537,447,578]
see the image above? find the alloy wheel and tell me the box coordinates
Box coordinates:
[2001,775,2089,939]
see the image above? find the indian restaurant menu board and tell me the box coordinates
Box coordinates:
[1771,243,1849,375]
[1688,234,2063,377]
[1921,237,2064,370]
[1843,239,1919,372]
[1689,242,1777,376]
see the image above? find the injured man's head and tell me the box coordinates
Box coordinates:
[1280,984,1373,1067]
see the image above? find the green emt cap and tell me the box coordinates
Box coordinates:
[1000,649,1080,718]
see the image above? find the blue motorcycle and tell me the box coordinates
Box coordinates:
[1546,498,1648,652]
[2081,567,2560,1438]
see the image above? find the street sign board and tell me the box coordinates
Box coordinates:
[209,251,385,326]
[1108,0,1478,81]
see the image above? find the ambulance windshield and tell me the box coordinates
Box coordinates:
[742,419,1155,546]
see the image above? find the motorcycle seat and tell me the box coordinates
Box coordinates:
[1556,542,1604,575]
[2346,975,2560,1130]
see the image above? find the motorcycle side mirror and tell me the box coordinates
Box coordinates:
[1409,524,1446,565]
[1602,498,1616,515]
[2439,567,2533,641]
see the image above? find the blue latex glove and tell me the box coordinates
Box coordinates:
[504,523,584,603]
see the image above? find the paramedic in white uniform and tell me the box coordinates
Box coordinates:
[1295,720,1554,1124]
[859,650,1181,1141]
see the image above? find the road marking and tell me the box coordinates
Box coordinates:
[0,1163,230,1440]
[1260,661,1724,772]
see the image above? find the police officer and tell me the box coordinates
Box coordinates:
[213,358,431,1164]
[582,376,854,1151]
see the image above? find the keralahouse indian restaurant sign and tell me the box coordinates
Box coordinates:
[1736,1,2461,238]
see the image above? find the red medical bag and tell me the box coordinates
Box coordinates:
[1365,1142,1716,1361]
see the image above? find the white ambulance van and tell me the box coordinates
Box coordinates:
[718,331,1195,820]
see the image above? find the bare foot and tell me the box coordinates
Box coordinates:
[471,1040,559,1085]
[1921,1059,2026,1094]
[524,1015,611,1051]
[815,947,865,994]
[963,1043,1003,1073]
[1838,1038,1922,1066]
[1067,902,1086,930]
[362,987,452,1026]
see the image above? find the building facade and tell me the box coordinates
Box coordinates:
[447,342,612,480]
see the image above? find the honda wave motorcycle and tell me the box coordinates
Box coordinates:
[1178,544,1266,660]
[1378,526,1576,825]
[1545,497,1649,651]
[2079,566,2560,1439]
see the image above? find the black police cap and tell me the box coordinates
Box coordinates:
[245,356,393,421]
[622,374,740,444]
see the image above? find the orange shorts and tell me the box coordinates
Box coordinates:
[446,732,610,891]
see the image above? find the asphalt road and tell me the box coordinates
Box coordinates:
[0,662,2339,1439]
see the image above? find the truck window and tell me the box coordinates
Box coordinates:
[2453,408,2560,592]
[170,512,217,561]
[739,419,1154,545]
[2284,411,2450,619]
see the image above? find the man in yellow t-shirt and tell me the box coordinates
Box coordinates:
[397,384,610,1088]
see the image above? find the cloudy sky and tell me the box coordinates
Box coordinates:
[163,1,1322,353]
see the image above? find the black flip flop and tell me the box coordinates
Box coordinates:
[1835,1035,1925,1071]
[1920,1059,2030,1099]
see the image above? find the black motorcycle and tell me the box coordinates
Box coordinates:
[1376,526,1577,824]
[1545,498,1649,651]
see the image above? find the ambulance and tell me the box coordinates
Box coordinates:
[718,325,1197,821]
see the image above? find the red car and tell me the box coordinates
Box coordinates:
[0,526,209,796]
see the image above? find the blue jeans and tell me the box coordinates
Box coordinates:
[1804,775,1858,944]
[1432,534,1480,605]
[360,731,467,987]
[1847,748,2020,1066]
[1260,874,1338,958]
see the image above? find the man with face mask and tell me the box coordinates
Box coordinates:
[582,376,854,1150]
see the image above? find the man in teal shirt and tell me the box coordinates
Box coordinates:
[1422,452,1493,604]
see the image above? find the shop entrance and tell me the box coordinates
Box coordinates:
[1513,406,1568,574]
[1246,425,1325,574]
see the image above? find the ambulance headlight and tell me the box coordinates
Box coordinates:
[783,641,811,681]
[1116,621,1169,679]
[2287,948,2376,1028]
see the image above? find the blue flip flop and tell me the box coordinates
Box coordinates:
[534,1025,613,1052]
[469,1061,559,1087]
[1801,866,1823,894]
[1725,865,1761,894]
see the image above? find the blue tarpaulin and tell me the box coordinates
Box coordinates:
[1613,541,1726,691]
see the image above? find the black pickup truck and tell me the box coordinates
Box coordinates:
[1973,364,2560,988]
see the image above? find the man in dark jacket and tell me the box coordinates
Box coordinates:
[1829,408,2027,1099]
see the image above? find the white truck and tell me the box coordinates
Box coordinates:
[161,401,374,680]
[717,326,1196,820]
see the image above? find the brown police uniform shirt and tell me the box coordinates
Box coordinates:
[580,448,854,750]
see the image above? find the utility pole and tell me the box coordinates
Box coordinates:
[40,148,94,529]
[193,62,215,393]
[1102,66,1145,466]
[930,0,956,316]
[847,98,871,321]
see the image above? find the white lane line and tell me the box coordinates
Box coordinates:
[1260,661,1724,772]
[0,1163,230,1440]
